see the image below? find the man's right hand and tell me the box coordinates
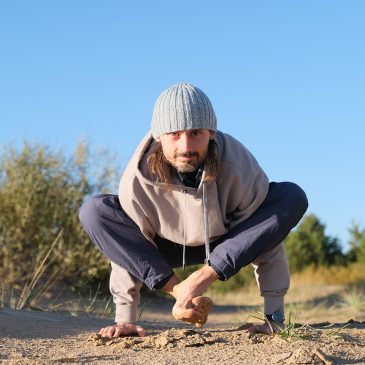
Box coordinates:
[172,296,212,327]
[99,323,145,337]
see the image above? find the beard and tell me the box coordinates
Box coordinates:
[169,151,206,173]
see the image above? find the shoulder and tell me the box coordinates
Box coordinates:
[121,132,153,179]
[215,131,259,173]
[119,132,154,193]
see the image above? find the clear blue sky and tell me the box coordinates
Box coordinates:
[0,1,364,250]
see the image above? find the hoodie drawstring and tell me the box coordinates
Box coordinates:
[202,181,211,266]
[182,189,187,269]
[181,182,211,269]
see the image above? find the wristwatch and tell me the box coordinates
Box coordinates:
[265,309,285,323]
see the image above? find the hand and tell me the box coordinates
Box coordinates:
[246,321,284,336]
[172,296,212,327]
[98,323,145,337]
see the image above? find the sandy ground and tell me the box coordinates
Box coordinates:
[1,304,365,365]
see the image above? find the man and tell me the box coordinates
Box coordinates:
[79,82,308,337]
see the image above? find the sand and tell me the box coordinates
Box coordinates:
[1,307,365,365]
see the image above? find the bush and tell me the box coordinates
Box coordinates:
[0,141,119,291]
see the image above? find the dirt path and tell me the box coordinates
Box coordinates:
[1,308,364,364]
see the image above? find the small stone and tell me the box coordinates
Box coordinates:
[106,339,117,346]
[155,336,171,348]
[86,333,101,342]
[118,342,130,349]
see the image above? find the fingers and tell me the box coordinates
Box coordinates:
[247,323,273,336]
[182,308,204,322]
[98,324,146,338]
[99,325,115,337]
[172,296,212,327]
[172,305,204,322]
[246,322,284,336]
[192,296,213,327]
[191,296,213,309]
[135,325,146,337]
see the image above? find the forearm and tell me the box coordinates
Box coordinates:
[163,265,218,302]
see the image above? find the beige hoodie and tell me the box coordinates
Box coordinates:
[113,131,289,324]
[119,130,269,247]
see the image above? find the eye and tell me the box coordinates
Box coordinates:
[191,129,202,136]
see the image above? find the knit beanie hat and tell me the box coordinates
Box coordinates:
[151,82,217,139]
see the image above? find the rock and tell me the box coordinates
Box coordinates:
[154,335,171,348]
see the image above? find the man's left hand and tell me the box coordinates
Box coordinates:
[246,321,284,336]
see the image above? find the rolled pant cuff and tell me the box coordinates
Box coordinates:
[264,296,284,315]
[145,271,175,290]
[210,259,233,281]
[115,304,138,324]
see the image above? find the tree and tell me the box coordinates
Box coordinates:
[347,222,365,262]
[285,214,345,272]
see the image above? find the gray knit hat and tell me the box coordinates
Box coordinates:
[151,82,217,139]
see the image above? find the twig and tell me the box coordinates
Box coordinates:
[314,348,335,365]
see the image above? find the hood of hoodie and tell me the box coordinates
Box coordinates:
[119,131,269,247]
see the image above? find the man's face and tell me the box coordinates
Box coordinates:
[157,129,215,173]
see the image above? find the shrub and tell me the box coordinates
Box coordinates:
[0,141,118,291]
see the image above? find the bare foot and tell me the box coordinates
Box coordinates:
[99,323,145,337]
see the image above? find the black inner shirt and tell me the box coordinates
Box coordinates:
[176,165,203,188]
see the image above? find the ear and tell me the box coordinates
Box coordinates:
[155,136,161,142]
[209,131,216,140]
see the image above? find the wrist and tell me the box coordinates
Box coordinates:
[115,304,138,324]
[162,275,181,297]
[265,309,285,323]
[204,264,219,277]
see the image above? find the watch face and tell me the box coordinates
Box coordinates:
[271,310,285,322]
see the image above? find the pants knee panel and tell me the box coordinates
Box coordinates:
[78,194,108,230]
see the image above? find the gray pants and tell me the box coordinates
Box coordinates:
[79,182,307,323]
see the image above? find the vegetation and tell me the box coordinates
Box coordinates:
[0,141,118,297]
[285,214,346,272]
[347,222,365,262]
[0,141,364,309]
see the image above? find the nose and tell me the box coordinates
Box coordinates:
[177,132,193,152]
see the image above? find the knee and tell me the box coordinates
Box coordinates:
[281,182,308,216]
[78,194,106,230]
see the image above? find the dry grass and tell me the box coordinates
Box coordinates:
[1,264,365,325]
[204,265,365,324]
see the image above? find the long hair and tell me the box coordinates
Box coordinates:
[147,140,219,186]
